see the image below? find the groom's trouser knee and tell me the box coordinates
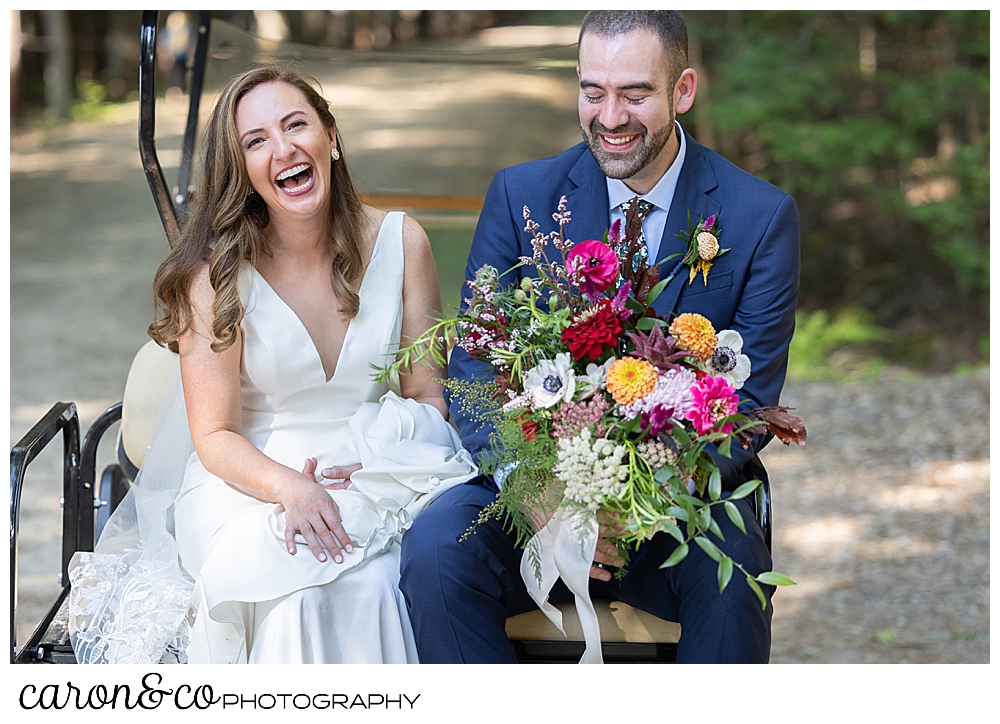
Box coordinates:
[400,478,529,663]
[611,495,774,663]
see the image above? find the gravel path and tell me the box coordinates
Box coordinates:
[761,369,990,663]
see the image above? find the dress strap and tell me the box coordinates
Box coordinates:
[361,211,405,298]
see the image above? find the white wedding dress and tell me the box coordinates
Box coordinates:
[68,212,477,664]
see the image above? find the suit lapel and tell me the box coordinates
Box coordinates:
[558,136,720,318]
[566,148,611,242]
[652,127,721,318]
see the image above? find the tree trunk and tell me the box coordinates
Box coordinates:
[44,9,72,119]
[10,10,21,119]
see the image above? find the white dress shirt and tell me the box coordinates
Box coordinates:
[606,121,687,265]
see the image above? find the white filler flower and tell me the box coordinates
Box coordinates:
[524,352,576,408]
[706,329,751,389]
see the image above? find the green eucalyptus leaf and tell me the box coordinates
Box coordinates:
[718,556,733,593]
[725,501,747,534]
[667,506,690,522]
[696,506,712,531]
[660,520,685,543]
[731,479,762,500]
[709,468,722,501]
[694,536,722,562]
[660,543,689,568]
[746,575,767,611]
[695,456,716,471]
[708,516,725,542]
[646,278,670,304]
[718,437,733,458]
[635,316,657,330]
[757,572,796,587]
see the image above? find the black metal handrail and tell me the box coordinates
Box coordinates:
[76,404,124,558]
[10,402,80,664]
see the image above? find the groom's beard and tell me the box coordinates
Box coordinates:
[583,117,674,181]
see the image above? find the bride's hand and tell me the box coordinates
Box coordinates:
[281,472,354,563]
[318,463,362,490]
[298,458,357,490]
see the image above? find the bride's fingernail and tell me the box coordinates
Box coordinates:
[345,544,353,553]
[318,553,327,562]
[321,468,333,476]
[334,555,343,563]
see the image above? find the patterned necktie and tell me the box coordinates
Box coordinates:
[618,197,654,272]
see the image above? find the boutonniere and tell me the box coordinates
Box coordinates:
[673,212,730,285]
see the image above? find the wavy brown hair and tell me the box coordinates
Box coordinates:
[149,64,367,353]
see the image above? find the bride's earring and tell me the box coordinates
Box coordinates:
[330,148,340,161]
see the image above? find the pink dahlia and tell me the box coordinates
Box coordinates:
[567,240,620,296]
[686,375,739,435]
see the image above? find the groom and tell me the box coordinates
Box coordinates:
[399,10,799,663]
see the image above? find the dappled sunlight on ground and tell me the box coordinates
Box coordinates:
[762,375,989,663]
[780,516,863,559]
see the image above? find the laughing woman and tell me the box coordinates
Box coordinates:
[67,65,477,664]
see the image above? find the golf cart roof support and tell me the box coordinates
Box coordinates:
[175,11,212,221]
[139,10,211,248]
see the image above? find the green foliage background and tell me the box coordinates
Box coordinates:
[683,10,988,371]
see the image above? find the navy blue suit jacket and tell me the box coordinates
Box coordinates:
[449,125,800,488]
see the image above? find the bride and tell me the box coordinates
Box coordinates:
[67,64,477,664]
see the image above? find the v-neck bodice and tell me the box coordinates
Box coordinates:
[234,212,404,459]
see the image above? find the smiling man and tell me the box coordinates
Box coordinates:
[400,10,800,664]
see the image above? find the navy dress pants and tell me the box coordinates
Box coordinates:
[399,476,774,663]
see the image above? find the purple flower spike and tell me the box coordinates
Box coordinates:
[609,219,623,245]
[702,214,716,231]
[611,280,632,317]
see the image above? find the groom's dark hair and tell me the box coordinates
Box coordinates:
[579,11,688,87]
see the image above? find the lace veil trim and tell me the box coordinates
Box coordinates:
[68,357,196,664]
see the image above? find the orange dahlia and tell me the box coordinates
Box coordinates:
[669,313,717,360]
[605,358,658,406]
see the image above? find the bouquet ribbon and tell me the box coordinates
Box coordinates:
[519,507,603,664]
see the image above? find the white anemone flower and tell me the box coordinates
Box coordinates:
[706,330,751,389]
[523,353,576,408]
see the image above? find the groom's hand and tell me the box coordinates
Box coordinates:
[318,463,362,490]
[590,511,626,581]
[523,480,566,533]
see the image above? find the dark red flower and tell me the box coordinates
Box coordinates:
[521,418,540,441]
[562,300,623,361]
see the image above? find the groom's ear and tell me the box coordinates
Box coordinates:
[673,68,697,115]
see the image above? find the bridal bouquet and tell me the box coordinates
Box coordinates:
[378,197,805,661]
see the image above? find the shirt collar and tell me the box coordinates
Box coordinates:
[606,121,687,211]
